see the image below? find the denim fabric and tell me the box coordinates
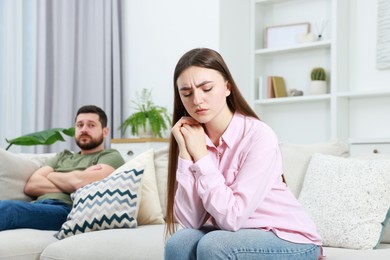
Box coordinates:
[165,227,320,260]
[0,199,71,231]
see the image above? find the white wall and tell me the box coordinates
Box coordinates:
[219,0,251,102]
[348,0,390,91]
[348,0,390,140]
[122,0,220,128]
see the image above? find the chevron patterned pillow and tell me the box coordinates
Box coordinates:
[55,166,144,239]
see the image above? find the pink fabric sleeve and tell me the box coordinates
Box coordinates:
[173,158,208,228]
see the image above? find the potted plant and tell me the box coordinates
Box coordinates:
[309,67,328,95]
[120,88,171,138]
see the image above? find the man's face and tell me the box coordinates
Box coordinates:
[75,113,107,150]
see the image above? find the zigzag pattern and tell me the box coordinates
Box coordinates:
[63,213,136,236]
[74,196,138,212]
[56,167,144,239]
[75,188,138,205]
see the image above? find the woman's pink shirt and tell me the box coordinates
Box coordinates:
[174,113,322,246]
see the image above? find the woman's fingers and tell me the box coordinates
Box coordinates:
[178,116,199,126]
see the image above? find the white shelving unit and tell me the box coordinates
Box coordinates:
[254,40,331,56]
[251,0,337,144]
[250,0,390,146]
[110,138,169,161]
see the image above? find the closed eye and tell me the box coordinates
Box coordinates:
[179,89,192,97]
[203,87,213,92]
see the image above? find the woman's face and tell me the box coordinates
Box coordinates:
[176,66,231,124]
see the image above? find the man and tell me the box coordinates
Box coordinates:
[0,105,125,231]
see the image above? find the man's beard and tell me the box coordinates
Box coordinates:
[76,135,104,150]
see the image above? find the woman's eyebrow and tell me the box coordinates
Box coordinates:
[178,86,191,91]
[195,80,212,88]
[178,81,212,91]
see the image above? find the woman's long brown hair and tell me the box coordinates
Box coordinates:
[165,48,259,237]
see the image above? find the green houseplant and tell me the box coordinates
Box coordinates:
[120,88,171,138]
[309,67,327,95]
[5,127,75,151]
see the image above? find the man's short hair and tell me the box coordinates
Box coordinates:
[75,105,108,128]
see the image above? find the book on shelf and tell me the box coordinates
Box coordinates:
[267,76,275,98]
[271,76,287,98]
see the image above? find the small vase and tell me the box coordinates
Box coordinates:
[309,80,327,95]
[138,119,152,138]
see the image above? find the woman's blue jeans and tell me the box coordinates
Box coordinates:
[0,199,71,231]
[165,226,321,260]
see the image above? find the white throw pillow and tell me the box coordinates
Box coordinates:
[279,140,349,197]
[298,153,390,249]
[154,145,169,218]
[352,153,390,244]
[56,165,145,239]
[123,149,164,225]
[0,149,40,201]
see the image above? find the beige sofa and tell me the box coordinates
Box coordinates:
[0,140,390,260]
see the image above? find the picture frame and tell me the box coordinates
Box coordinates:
[264,22,310,49]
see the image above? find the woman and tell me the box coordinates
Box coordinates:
[165,48,323,260]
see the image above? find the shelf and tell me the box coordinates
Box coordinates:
[256,0,293,5]
[255,40,331,56]
[349,137,390,144]
[337,89,390,99]
[111,138,169,143]
[254,94,331,105]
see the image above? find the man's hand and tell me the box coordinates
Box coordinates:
[85,164,103,171]
[24,166,62,197]
[24,163,116,197]
[47,163,115,193]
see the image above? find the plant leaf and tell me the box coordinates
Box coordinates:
[5,127,75,151]
[119,88,172,137]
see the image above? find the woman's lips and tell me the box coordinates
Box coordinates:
[195,108,208,114]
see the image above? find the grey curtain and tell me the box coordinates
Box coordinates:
[35,0,123,153]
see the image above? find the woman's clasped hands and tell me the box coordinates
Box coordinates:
[171,116,208,162]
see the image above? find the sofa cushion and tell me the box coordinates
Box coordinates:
[0,229,57,260]
[131,149,165,225]
[154,145,169,218]
[279,140,349,197]
[0,149,55,202]
[353,153,390,244]
[324,244,390,259]
[55,164,145,239]
[298,153,390,249]
[0,149,41,201]
[42,225,165,260]
[18,152,56,166]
